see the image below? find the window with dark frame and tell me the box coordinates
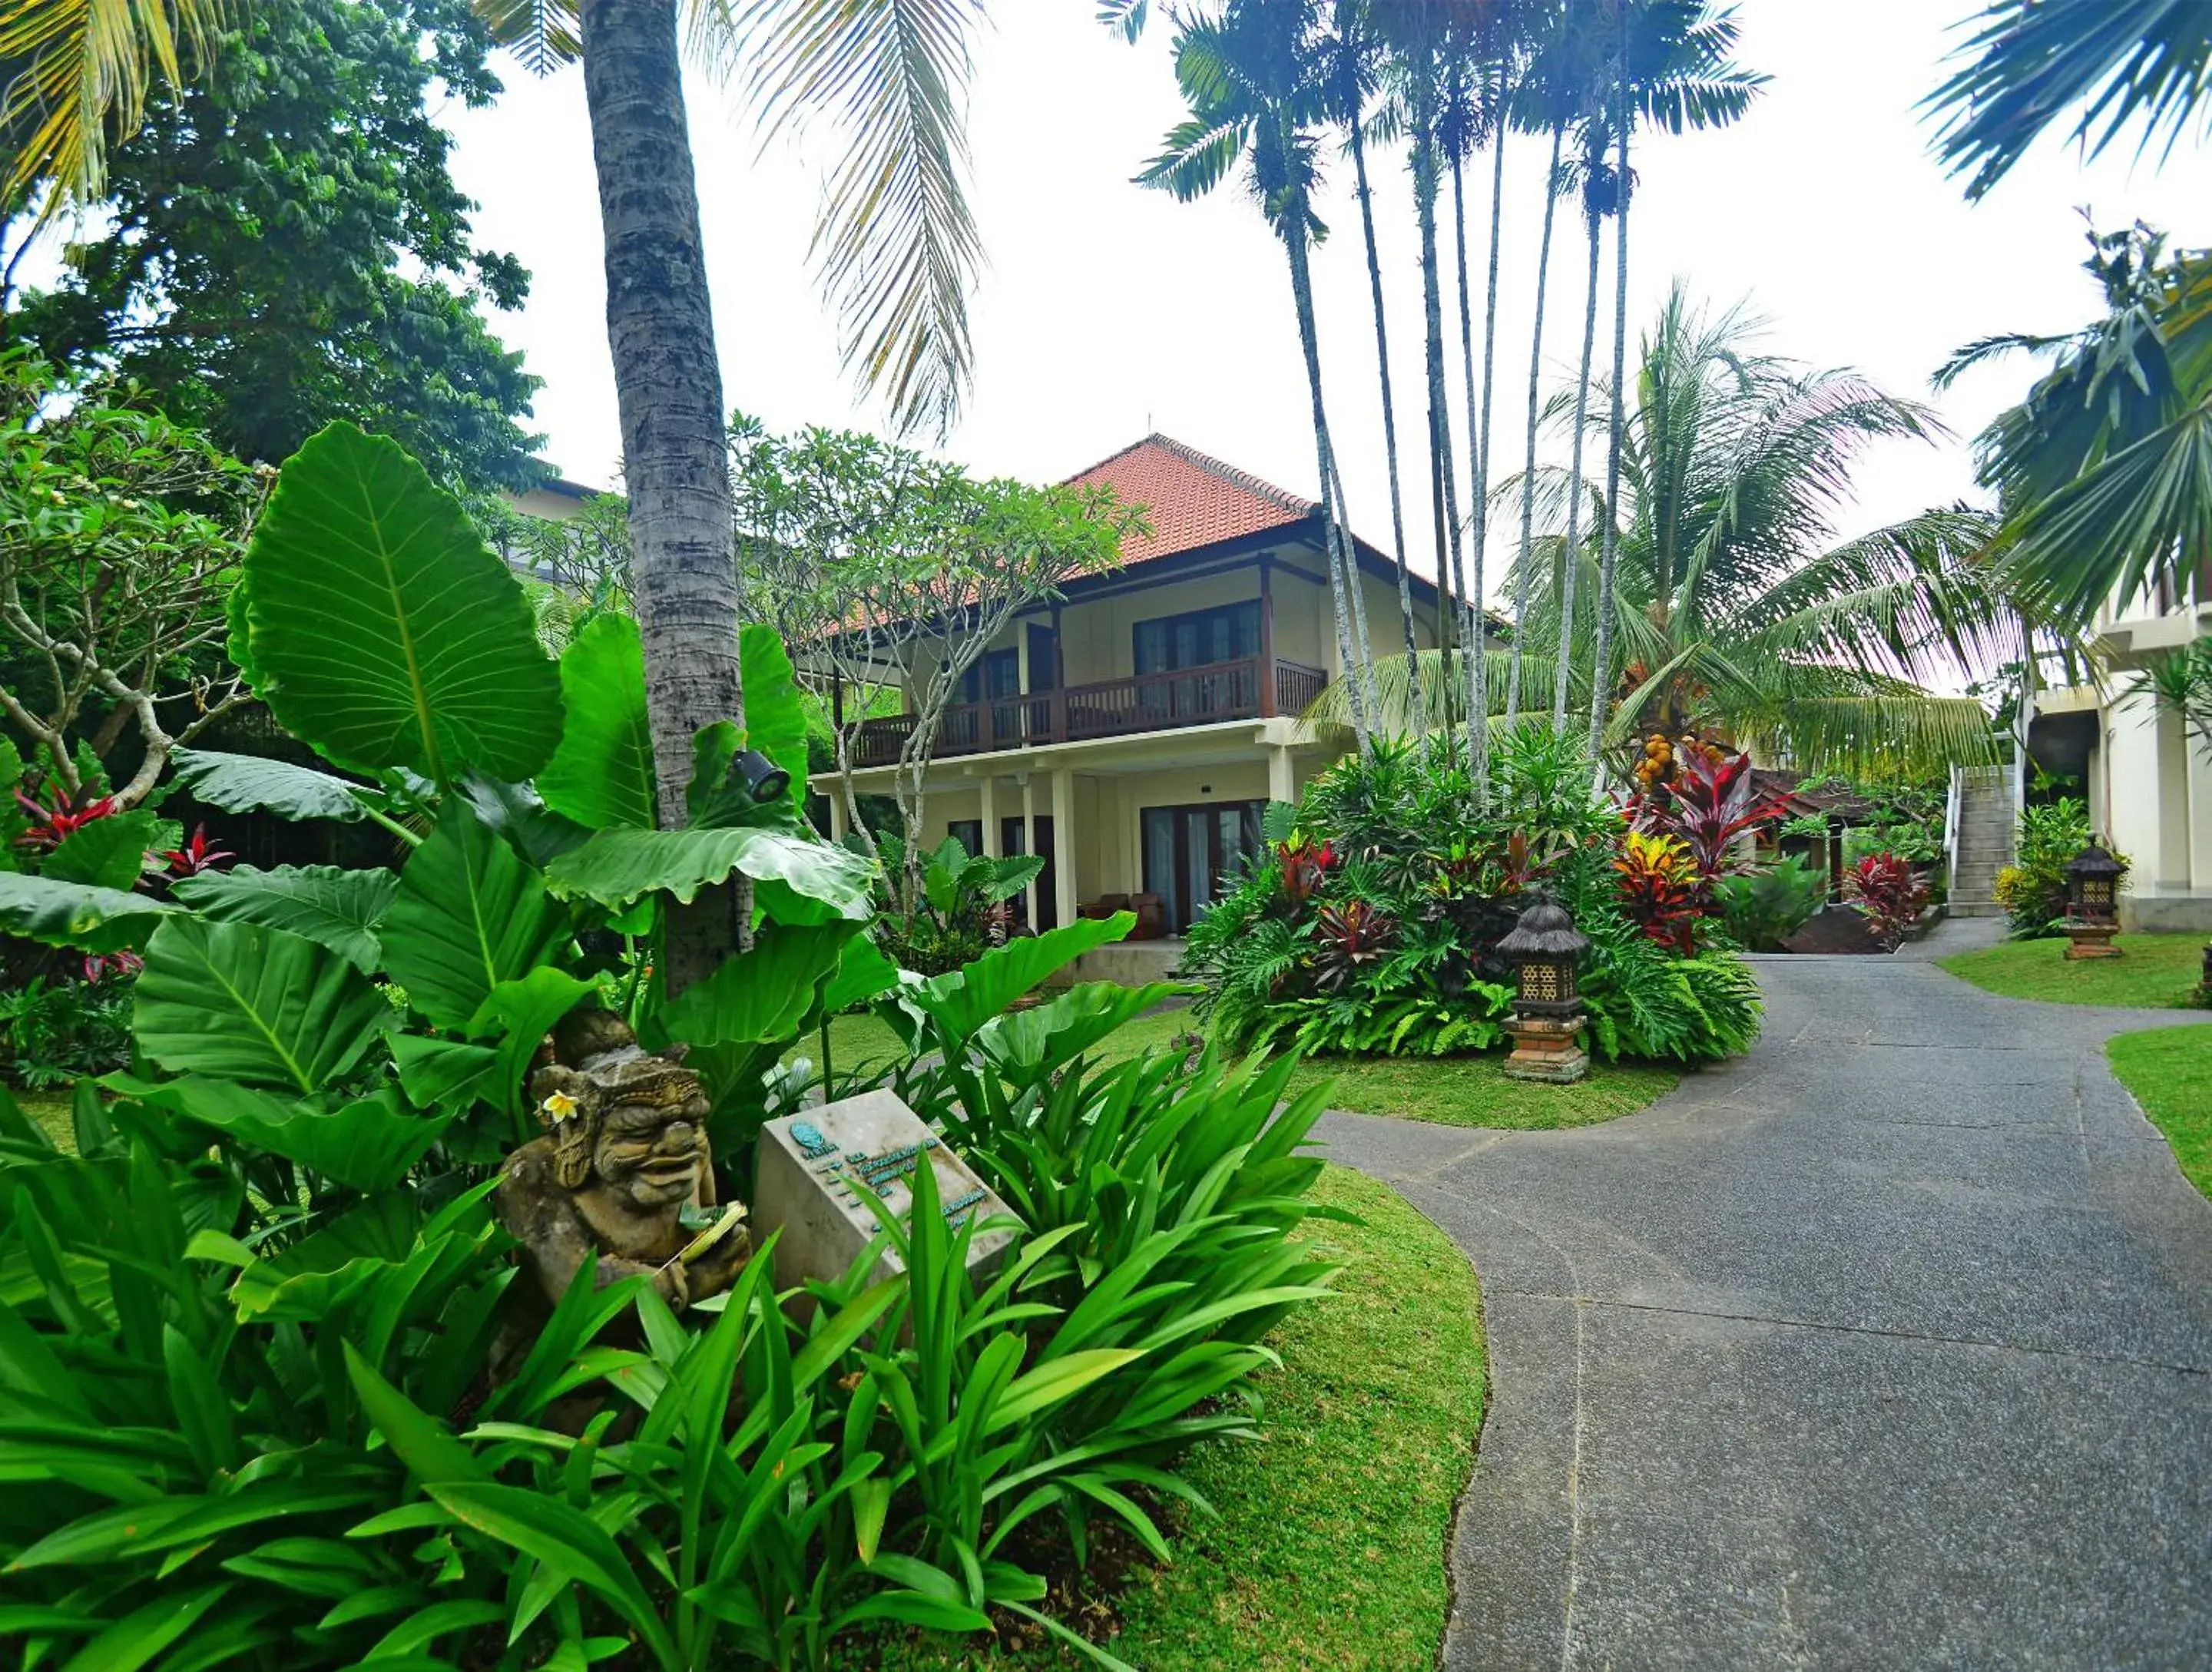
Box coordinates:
[1132,601,1262,676]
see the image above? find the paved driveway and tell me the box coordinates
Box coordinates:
[1318,925,2212,1669]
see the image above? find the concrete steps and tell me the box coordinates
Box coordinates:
[1947,772,2017,920]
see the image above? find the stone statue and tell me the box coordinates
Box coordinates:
[494,1009,751,1320]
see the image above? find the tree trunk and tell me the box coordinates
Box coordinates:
[1284,223,1370,752]
[1412,60,1465,760]
[1455,128,1505,800]
[1506,126,1565,726]
[1349,110,1424,738]
[579,0,742,992]
[1588,104,1633,776]
[1550,190,1603,736]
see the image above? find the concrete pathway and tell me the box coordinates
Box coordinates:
[1318,922,2212,1669]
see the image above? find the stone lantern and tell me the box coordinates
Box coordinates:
[2061,839,2125,962]
[1497,891,1591,1084]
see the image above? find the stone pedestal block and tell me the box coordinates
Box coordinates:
[754,1091,1016,1296]
[1502,1014,1589,1084]
[2062,920,2122,960]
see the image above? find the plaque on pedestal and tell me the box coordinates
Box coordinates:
[754,1091,1018,1296]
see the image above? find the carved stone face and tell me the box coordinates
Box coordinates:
[591,1089,712,1208]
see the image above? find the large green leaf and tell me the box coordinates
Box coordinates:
[664,922,859,1048]
[902,913,1134,1051]
[170,749,376,823]
[133,917,392,1093]
[975,978,1194,1086]
[820,935,903,1015]
[469,967,598,1126]
[0,873,176,952]
[537,613,656,831]
[171,865,399,972]
[543,826,873,918]
[43,811,154,892]
[381,804,571,1032]
[242,421,562,783]
[136,1078,452,1194]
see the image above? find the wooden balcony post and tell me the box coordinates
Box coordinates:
[1258,555,1277,718]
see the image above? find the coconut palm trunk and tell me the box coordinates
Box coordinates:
[1348,101,1426,737]
[1550,171,1604,734]
[1285,220,1372,750]
[1506,124,1566,724]
[1587,53,1633,773]
[579,0,743,986]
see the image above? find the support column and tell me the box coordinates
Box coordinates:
[1269,743,1295,806]
[1021,773,1039,929]
[826,790,846,843]
[979,773,998,859]
[1052,770,1077,934]
[1259,555,1277,717]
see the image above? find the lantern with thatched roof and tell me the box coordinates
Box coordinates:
[1496,892,1592,1083]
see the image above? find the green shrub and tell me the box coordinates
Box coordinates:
[1714,856,1824,951]
[0,972,131,1085]
[1999,796,2107,938]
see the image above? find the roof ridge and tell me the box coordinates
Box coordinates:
[1062,432,1318,516]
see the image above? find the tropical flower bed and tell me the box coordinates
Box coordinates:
[0,425,1339,1669]
[1182,729,1764,1066]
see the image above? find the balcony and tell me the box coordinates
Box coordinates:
[853,655,1330,769]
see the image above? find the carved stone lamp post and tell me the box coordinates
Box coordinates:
[1497,891,1592,1084]
[2061,839,2125,962]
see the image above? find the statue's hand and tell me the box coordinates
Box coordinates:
[686,1230,753,1300]
[653,1259,691,1312]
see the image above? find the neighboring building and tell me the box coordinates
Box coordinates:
[2025,564,2212,931]
[830,433,1469,941]
[506,475,597,523]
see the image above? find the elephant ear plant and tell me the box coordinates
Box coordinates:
[0,422,1340,1667]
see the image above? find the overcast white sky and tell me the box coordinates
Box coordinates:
[442,0,2211,601]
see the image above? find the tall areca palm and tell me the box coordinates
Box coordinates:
[2,0,990,986]
[1546,0,1757,739]
[1327,0,1424,737]
[1443,4,1518,795]
[1141,0,1374,748]
[1502,288,2014,778]
[1583,0,1760,763]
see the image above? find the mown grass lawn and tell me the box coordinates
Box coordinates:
[856,1162,1484,1671]
[800,1004,1679,1131]
[1939,932,2207,1010]
[2109,1025,2212,1202]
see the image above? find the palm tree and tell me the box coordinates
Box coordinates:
[1943,220,2212,630]
[1502,0,1578,727]
[1925,0,2212,201]
[1327,0,1424,737]
[1444,5,1518,796]
[1141,0,1374,749]
[1548,0,1758,741]
[1584,0,1760,766]
[1497,287,2017,779]
[2,0,990,988]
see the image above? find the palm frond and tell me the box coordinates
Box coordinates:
[1304,647,1536,736]
[715,0,985,441]
[478,0,581,77]
[1739,690,2000,781]
[0,0,227,203]
[1096,0,1147,45]
[1926,0,2212,201]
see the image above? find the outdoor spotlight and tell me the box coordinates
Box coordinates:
[733,748,790,803]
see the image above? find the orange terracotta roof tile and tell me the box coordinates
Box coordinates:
[1063,433,1314,567]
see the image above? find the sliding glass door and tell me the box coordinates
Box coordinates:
[1141,800,1264,933]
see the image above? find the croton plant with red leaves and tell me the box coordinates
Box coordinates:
[1277,833,1336,904]
[1847,853,1929,950]
[157,824,234,880]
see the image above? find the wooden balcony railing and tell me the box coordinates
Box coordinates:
[853,655,1331,768]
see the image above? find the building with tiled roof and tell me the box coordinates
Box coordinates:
[832,432,1485,959]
